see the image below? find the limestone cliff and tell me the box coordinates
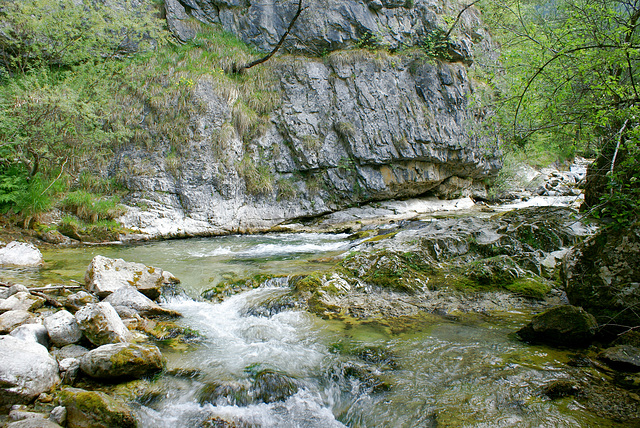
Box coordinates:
[113,0,501,237]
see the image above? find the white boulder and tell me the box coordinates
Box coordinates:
[0,242,43,267]
[0,336,60,407]
[84,255,178,300]
[43,311,82,347]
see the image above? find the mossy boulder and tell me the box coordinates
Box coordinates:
[517,305,598,348]
[600,345,640,372]
[562,223,640,332]
[79,343,165,380]
[58,387,137,428]
[249,368,298,404]
[197,381,250,406]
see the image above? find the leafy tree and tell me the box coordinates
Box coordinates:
[476,0,640,225]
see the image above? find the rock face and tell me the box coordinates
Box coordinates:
[0,336,61,407]
[58,387,137,428]
[0,242,43,267]
[85,255,177,299]
[74,302,130,346]
[167,0,484,57]
[562,223,640,330]
[79,343,164,379]
[115,54,501,237]
[517,305,598,348]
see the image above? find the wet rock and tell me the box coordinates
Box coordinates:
[6,420,62,428]
[250,369,298,404]
[79,343,164,380]
[75,302,130,346]
[562,223,640,331]
[10,324,49,348]
[0,310,36,334]
[52,344,89,361]
[64,291,98,313]
[0,336,60,408]
[0,242,43,267]
[517,305,598,348]
[8,408,46,421]
[541,379,581,399]
[58,358,80,385]
[0,284,29,300]
[339,362,391,393]
[0,292,45,314]
[44,310,83,347]
[197,381,250,406]
[104,286,181,318]
[600,345,640,372]
[58,387,137,428]
[85,255,176,299]
[49,406,66,426]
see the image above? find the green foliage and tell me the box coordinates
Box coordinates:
[0,0,166,71]
[419,28,452,60]
[62,191,125,223]
[236,155,274,195]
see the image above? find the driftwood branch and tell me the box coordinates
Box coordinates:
[29,290,63,308]
[233,0,303,74]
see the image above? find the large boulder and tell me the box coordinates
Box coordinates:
[58,387,137,428]
[79,343,164,380]
[517,305,598,348]
[562,223,640,330]
[0,336,61,408]
[600,345,640,372]
[104,286,181,318]
[6,420,62,428]
[0,242,43,267]
[74,302,130,346]
[44,310,83,347]
[84,255,179,300]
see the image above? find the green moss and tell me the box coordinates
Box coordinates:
[364,231,398,242]
[503,277,551,299]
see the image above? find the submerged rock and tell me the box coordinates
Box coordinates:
[251,369,299,404]
[79,343,164,380]
[0,336,60,408]
[517,305,598,348]
[75,302,131,346]
[0,242,43,267]
[58,387,138,428]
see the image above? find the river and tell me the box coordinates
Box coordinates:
[1,201,627,427]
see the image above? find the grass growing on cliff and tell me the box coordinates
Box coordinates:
[0,9,283,223]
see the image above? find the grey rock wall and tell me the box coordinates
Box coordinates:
[112,0,501,238]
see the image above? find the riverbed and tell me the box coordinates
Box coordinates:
[2,217,630,427]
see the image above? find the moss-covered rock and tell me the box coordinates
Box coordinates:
[58,387,137,428]
[517,305,598,348]
[79,343,165,380]
[562,223,640,333]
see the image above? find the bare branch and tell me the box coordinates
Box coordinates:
[234,0,303,74]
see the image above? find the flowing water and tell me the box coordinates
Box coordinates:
[2,228,627,427]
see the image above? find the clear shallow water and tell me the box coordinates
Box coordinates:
[0,232,626,427]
